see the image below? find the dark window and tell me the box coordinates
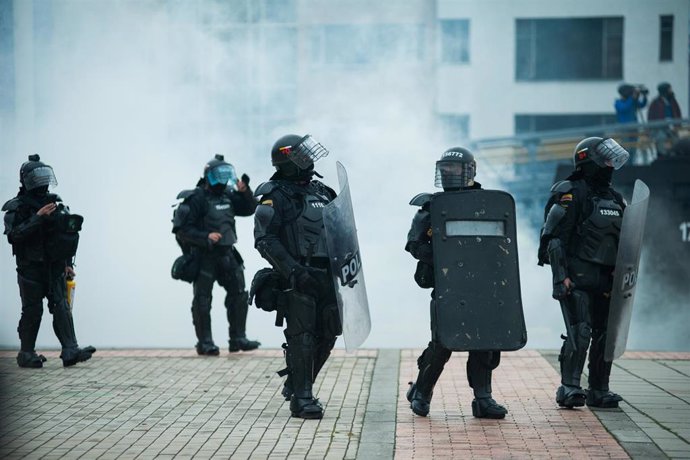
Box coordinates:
[439,19,469,64]
[515,114,616,134]
[516,17,623,80]
[439,114,470,142]
[660,15,674,61]
[309,24,425,67]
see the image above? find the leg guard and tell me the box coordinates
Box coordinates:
[407,341,451,416]
[226,291,260,351]
[559,290,591,388]
[16,273,45,353]
[191,285,218,355]
[467,351,507,419]
[284,291,322,419]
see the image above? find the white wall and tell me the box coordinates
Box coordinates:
[436,0,690,138]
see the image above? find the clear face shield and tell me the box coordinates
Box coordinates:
[206,163,238,187]
[23,165,58,191]
[434,160,476,189]
[280,135,330,169]
[592,139,630,170]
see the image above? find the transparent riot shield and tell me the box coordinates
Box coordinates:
[323,162,371,352]
[605,180,650,361]
[430,190,527,351]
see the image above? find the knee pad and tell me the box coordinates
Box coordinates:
[192,295,212,313]
[285,291,317,337]
[226,291,249,309]
[320,303,342,338]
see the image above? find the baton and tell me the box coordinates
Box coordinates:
[559,298,577,351]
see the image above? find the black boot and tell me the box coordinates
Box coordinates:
[467,352,507,419]
[556,385,587,408]
[227,292,260,352]
[586,389,623,408]
[406,382,430,417]
[288,333,323,419]
[229,337,261,352]
[61,346,96,367]
[16,351,47,368]
[408,343,451,417]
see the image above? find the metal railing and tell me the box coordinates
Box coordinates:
[470,118,690,174]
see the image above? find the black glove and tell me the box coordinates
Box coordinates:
[414,243,434,265]
[552,281,574,300]
[241,173,250,186]
[291,266,321,297]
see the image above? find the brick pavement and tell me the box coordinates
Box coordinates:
[397,349,629,459]
[0,349,374,459]
[1,348,688,459]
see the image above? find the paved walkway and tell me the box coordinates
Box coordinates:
[0,349,688,459]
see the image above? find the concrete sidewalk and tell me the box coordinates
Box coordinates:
[0,349,688,459]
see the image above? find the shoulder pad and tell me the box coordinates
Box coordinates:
[2,197,21,212]
[254,181,280,197]
[550,180,575,194]
[176,189,197,200]
[310,180,337,199]
[409,193,432,207]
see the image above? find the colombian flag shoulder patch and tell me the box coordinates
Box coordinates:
[261,199,273,206]
[559,193,573,202]
[426,228,433,237]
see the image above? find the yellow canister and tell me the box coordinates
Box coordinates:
[66,278,76,310]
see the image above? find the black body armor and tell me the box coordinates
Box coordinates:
[203,192,237,247]
[571,196,623,266]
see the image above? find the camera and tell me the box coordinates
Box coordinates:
[635,84,649,96]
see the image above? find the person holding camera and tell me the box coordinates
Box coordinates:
[614,83,648,163]
[615,83,648,124]
[2,155,95,368]
[648,82,682,156]
[172,155,260,356]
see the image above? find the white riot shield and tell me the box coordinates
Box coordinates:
[323,162,371,352]
[605,180,650,361]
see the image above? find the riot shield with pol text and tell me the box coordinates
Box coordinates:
[605,180,650,361]
[323,162,371,352]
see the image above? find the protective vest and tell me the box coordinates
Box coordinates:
[572,195,623,266]
[203,192,237,246]
[287,189,330,260]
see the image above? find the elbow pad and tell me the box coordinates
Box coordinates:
[547,238,568,284]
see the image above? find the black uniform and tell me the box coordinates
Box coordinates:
[405,182,506,419]
[3,184,95,368]
[254,174,342,419]
[540,174,626,408]
[173,183,259,355]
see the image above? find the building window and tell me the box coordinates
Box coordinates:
[516,17,623,81]
[439,19,469,64]
[438,114,470,143]
[309,24,425,67]
[660,15,674,61]
[515,114,616,134]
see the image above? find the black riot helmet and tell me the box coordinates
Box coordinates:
[434,147,476,190]
[573,137,629,171]
[270,134,329,179]
[203,154,237,189]
[19,154,58,192]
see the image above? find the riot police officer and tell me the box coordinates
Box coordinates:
[173,155,260,355]
[2,155,96,368]
[405,148,510,419]
[253,134,341,419]
[538,137,629,408]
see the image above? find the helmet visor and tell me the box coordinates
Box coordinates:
[594,139,630,170]
[206,163,237,187]
[283,135,329,169]
[434,160,476,189]
[23,165,58,191]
